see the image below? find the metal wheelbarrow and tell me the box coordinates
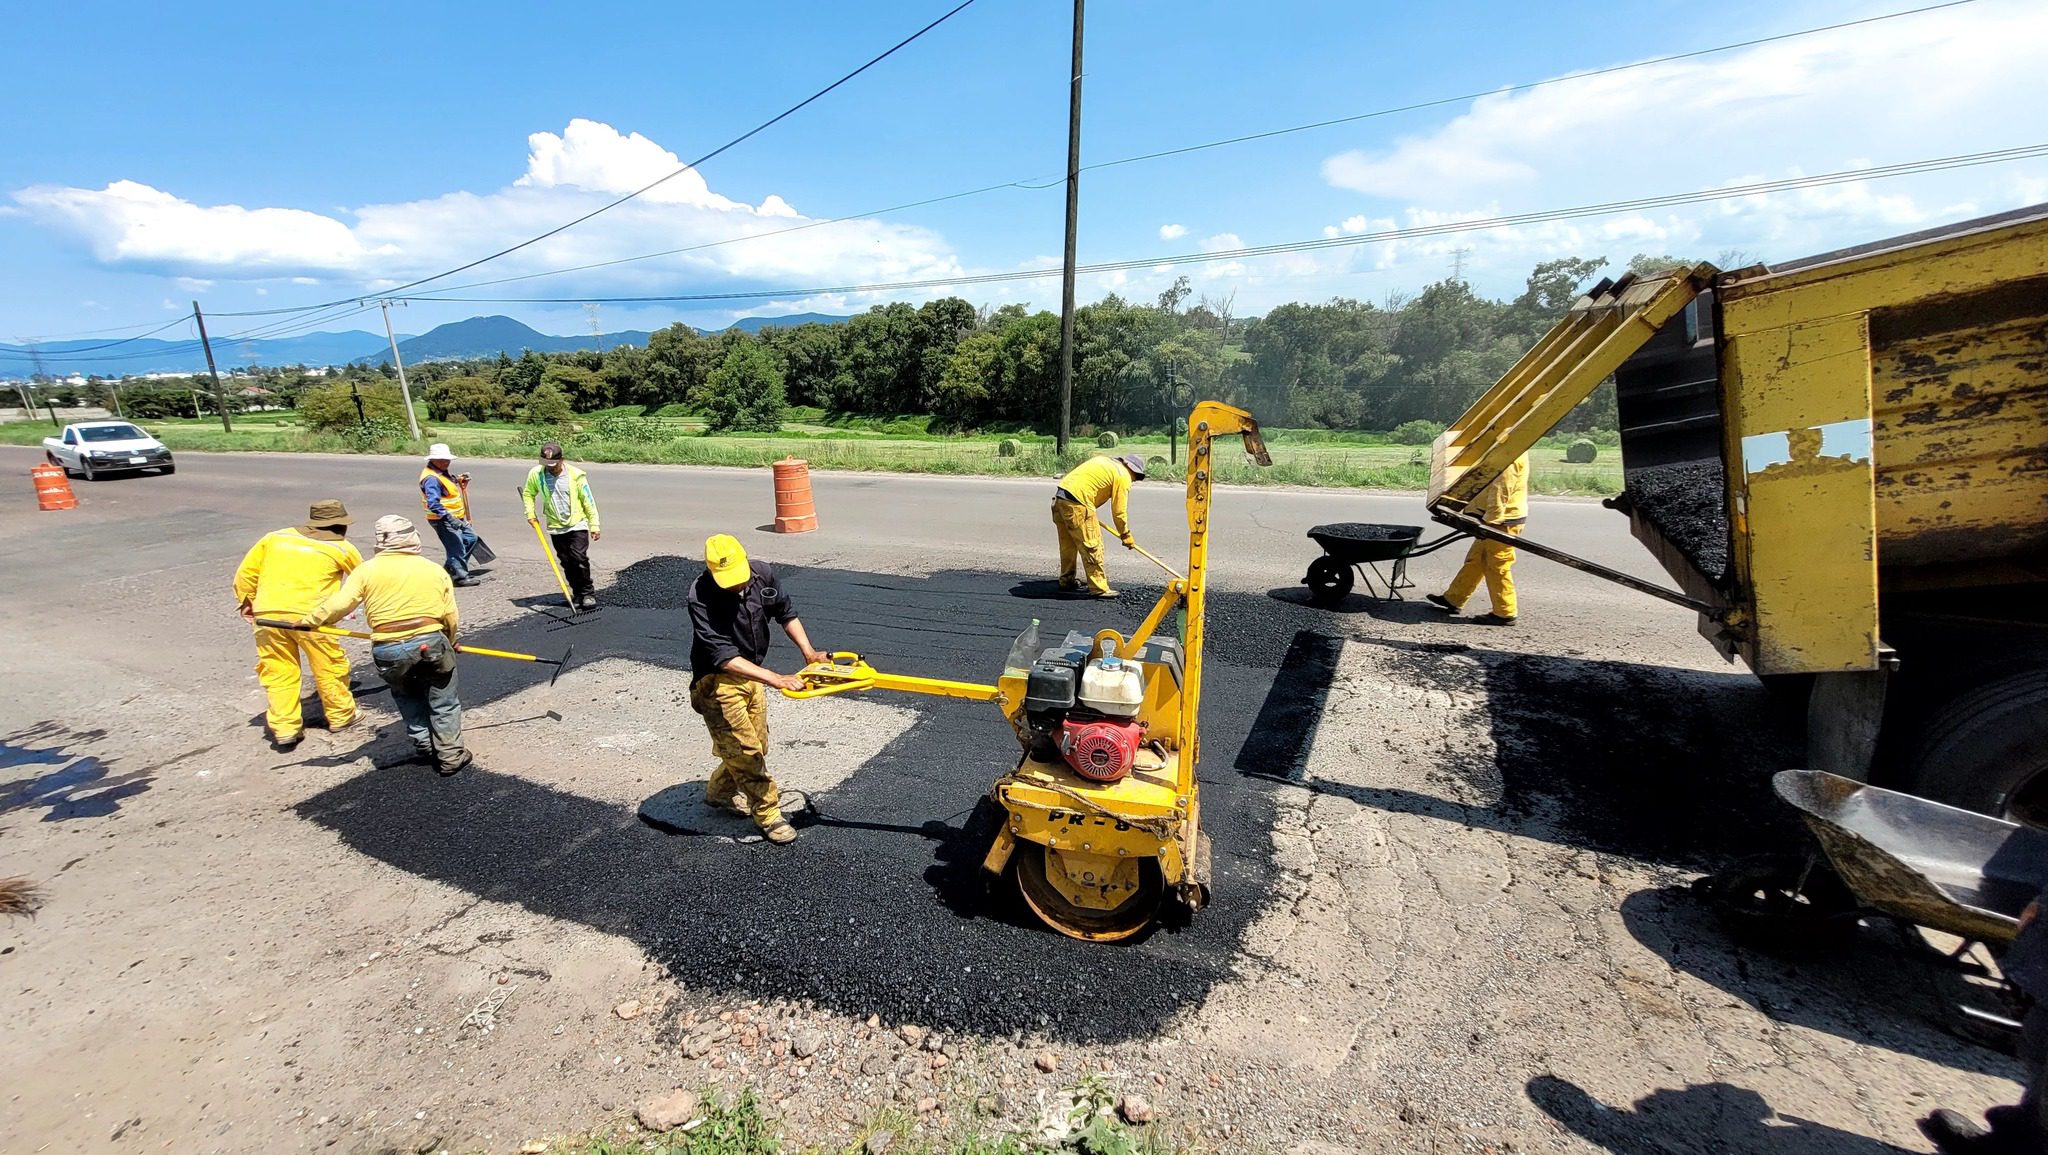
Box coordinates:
[1301,522,1467,606]
[1702,770,2048,1042]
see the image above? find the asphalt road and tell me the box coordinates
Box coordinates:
[3,446,2006,1153]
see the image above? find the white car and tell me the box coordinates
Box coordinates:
[42,421,176,480]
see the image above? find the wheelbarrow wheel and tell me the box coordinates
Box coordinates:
[1305,557,1353,606]
[1695,853,1863,955]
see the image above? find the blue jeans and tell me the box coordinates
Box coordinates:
[371,633,466,769]
[430,518,476,580]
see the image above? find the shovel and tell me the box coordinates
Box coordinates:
[255,620,575,687]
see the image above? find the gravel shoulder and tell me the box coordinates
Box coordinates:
[0,448,2015,1153]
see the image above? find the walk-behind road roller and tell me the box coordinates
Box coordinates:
[783,402,1270,941]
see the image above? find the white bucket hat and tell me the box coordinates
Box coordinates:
[426,443,454,462]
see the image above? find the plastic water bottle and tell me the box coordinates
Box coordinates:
[1003,618,1042,678]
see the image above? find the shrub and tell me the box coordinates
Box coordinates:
[702,342,787,433]
[1389,419,1446,446]
[1564,438,1598,463]
[1146,455,1171,477]
[523,380,574,426]
[425,374,513,422]
[1096,431,1120,448]
[443,412,469,424]
[337,416,409,453]
[586,412,669,444]
[297,380,407,432]
[997,438,1021,458]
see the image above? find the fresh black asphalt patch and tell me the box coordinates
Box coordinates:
[294,557,1800,1043]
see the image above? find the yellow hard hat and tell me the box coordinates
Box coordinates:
[704,533,752,589]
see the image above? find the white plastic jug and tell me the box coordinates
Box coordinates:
[1078,655,1145,717]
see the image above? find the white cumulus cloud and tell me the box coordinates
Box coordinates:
[1158,223,1187,240]
[12,118,965,297]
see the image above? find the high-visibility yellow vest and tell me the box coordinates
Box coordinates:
[419,467,467,521]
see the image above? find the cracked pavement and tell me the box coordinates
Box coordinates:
[0,447,2022,1153]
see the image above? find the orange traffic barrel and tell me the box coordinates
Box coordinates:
[32,463,77,511]
[772,457,817,534]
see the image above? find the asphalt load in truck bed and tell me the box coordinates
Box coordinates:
[294,557,1795,1043]
[1624,460,1732,584]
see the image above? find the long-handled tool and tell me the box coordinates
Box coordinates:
[255,620,575,687]
[528,515,579,613]
[1126,540,1185,582]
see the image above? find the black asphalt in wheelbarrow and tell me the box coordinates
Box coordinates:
[1302,522,1468,605]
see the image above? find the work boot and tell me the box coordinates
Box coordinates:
[270,733,302,753]
[707,790,749,816]
[1425,593,1459,613]
[577,592,598,611]
[1057,578,1081,592]
[435,753,474,777]
[1090,588,1121,599]
[1472,613,1517,626]
[760,819,797,845]
[453,577,483,588]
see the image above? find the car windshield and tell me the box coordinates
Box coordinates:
[79,425,148,442]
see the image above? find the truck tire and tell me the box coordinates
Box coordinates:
[1906,667,2048,826]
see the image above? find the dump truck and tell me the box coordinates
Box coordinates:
[1428,204,2048,822]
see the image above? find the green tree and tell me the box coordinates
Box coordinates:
[523,379,573,426]
[425,375,513,421]
[645,323,716,408]
[542,363,610,411]
[500,349,547,396]
[701,340,787,432]
[299,380,407,432]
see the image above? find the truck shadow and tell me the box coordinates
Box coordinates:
[1527,1074,1919,1154]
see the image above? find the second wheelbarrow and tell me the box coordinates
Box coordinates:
[1301,522,1467,606]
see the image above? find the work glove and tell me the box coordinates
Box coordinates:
[1120,533,1137,549]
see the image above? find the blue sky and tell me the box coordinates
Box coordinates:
[4,0,2044,348]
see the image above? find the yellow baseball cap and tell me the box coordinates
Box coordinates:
[705,533,752,589]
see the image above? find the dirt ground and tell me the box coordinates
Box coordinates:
[0,449,2022,1154]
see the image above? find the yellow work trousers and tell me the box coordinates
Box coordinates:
[690,673,782,828]
[1051,498,1109,594]
[253,625,355,741]
[1443,525,1523,619]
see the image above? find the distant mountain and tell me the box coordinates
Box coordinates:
[727,312,850,333]
[3,310,858,379]
[382,315,654,364]
[0,330,395,378]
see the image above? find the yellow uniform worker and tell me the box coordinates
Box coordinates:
[1051,453,1148,597]
[1429,454,1530,624]
[305,515,471,774]
[233,499,362,750]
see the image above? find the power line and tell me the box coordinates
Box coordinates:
[387,143,2048,306]
[206,0,979,319]
[398,0,1985,301]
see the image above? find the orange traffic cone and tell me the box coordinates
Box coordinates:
[32,463,76,511]
[772,457,817,533]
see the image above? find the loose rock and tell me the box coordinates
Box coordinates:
[792,1028,825,1058]
[519,1142,548,1154]
[864,1132,895,1155]
[1035,1050,1059,1073]
[897,1023,924,1046]
[614,1000,642,1021]
[1118,1093,1154,1125]
[682,1035,712,1059]
[636,1089,699,1132]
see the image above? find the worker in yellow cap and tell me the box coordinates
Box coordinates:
[303,515,472,775]
[1427,452,1530,625]
[685,534,826,845]
[233,498,362,752]
[1051,452,1147,597]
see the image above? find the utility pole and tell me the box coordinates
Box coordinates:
[191,301,233,432]
[27,341,57,427]
[1450,247,1472,284]
[1054,0,1084,458]
[376,299,423,442]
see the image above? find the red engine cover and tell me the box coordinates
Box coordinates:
[1060,719,1144,783]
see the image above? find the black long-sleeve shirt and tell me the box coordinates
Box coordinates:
[687,562,797,679]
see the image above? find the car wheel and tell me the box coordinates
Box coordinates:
[160,464,176,475]
[80,458,96,482]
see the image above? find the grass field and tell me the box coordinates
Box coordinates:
[1,409,1624,496]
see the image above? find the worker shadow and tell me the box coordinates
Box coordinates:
[1,722,155,822]
[1526,1074,1918,1154]
[1008,579,1109,601]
